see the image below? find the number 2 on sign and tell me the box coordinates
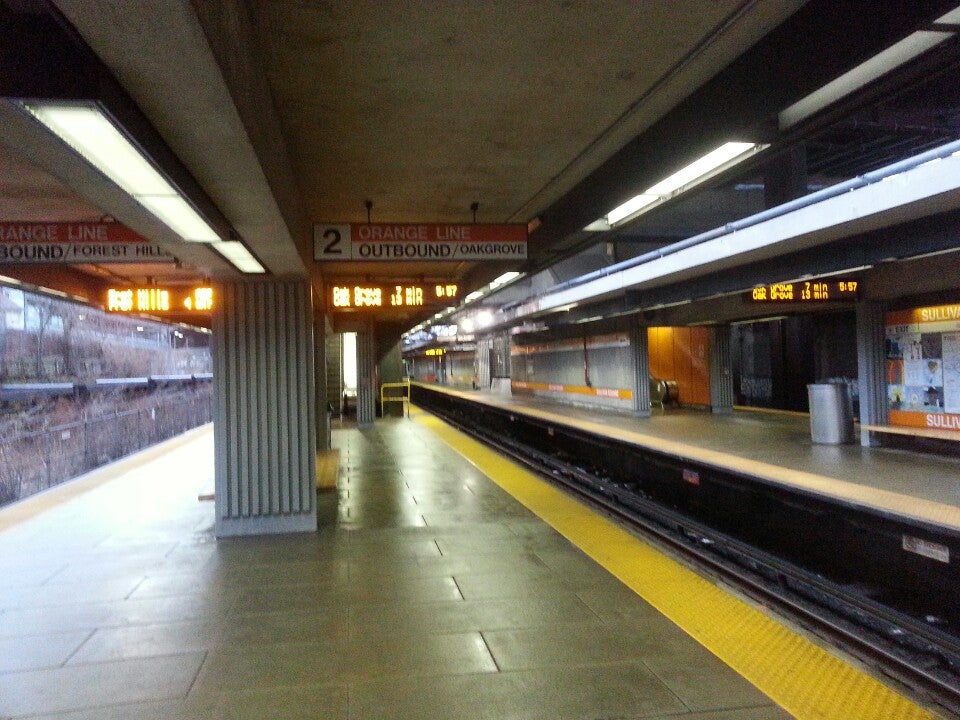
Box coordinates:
[313,224,352,260]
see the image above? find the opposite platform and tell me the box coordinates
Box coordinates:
[413,383,960,531]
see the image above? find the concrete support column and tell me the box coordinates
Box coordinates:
[709,325,734,414]
[313,300,329,451]
[356,327,376,427]
[491,333,511,378]
[213,279,316,537]
[475,338,492,389]
[856,301,888,446]
[630,323,651,417]
[490,333,512,394]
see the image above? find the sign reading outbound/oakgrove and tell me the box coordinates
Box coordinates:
[313,223,527,262]
[0,222,172,264]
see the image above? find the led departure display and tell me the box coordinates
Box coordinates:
[330,283,459,310]
[749,280,859,303]
[106,286,214,313]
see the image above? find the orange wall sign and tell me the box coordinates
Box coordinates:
[0,222,171,264]
[885,303,960,431]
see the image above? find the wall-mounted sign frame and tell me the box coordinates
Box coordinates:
[748,279,860,303]
[106,286,213,314]
[885,303,960,431]
[329,282,459,310]
[0,222,172,264]
[314,223,527,261]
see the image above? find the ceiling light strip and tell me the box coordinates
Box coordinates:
[21,102,221,243]
[214,241,266,274]
[779,17,957,130]
[604,141,767,227]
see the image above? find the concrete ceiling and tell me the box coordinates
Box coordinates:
[0,0,802,319]
[5,0,955,330]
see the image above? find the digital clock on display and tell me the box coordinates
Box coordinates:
[749,280,859,303]
[330,283,459,310]
[107,286,213,313]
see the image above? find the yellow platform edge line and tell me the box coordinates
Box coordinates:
[412,408,936,720]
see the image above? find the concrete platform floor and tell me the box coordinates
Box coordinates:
[0,419,795,720]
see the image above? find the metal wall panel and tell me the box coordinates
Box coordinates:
[213,279,317,537]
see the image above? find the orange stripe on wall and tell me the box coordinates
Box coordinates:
[512,381,632,400]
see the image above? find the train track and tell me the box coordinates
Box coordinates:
[423,399,960,717]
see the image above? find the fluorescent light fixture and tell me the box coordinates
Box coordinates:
[490,271,521,288]
[21,102,222,243]
[583,218,611,232]
[604,142,766,227]
[646,142,755,196]
[464,291,484,302]
[938,6,960,22]
[214,241,266,273]
[137,195,219,242]
[460,317,475,333]
[606,194,658,225]
[779,28,955,129]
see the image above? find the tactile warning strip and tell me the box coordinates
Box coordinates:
[414,409,938,720]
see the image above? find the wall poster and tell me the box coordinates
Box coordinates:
[885,304,960,431]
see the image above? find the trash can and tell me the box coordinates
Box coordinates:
[807,382,854,444]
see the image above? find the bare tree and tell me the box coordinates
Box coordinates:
[28,297,55,379]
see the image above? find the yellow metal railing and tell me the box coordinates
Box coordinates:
[380,381,410,418]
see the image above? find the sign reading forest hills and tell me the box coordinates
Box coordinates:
[0,222,172,264]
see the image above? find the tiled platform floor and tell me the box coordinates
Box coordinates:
[0,419,791,719]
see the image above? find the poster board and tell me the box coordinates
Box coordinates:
[885,304,960,431]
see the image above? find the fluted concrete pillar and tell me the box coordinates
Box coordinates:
[856,301,888,446]
[631,323,651,417]
[356,328,376,427]
[213,279,316,537]
[709,325,734,414]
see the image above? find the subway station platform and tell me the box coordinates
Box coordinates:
[415,383,960,532]
[0,413,947,719]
